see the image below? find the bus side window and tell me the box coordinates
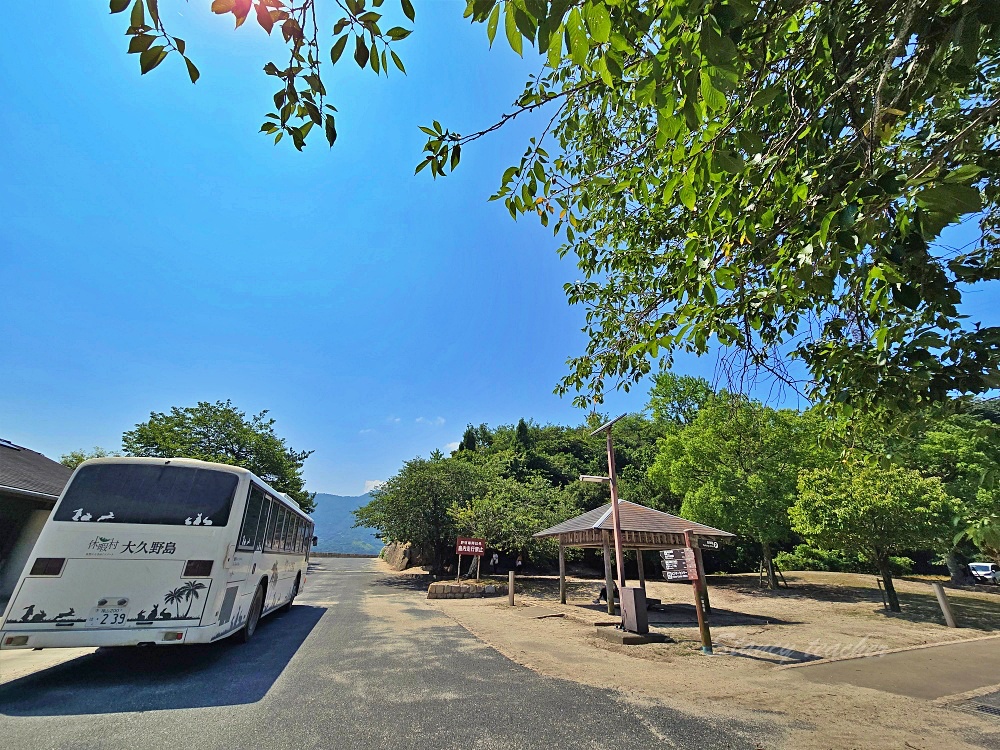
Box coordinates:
[239,486,268,551]
[274,506,288,551]
[296,518,305,553]
[263,498,279,552]
[282,511,295,551]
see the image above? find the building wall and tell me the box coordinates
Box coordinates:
[0,496,53,605]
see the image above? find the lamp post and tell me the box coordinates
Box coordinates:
[581,414,628,615]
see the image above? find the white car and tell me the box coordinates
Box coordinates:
[969,562,1000,584]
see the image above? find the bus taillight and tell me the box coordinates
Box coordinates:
[29,558,65,576]
[183,560,213,577]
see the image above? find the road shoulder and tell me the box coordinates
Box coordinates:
[428,589,1000,750]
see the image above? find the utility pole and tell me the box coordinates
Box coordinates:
[581,414,628,624]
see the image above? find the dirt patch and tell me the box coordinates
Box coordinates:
[413,567,1000,750]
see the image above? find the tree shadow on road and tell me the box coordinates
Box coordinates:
[0,604,326,716]
[886,590,1000,631]
[370,573,434,593]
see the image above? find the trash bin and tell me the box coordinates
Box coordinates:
[620,586,648,634]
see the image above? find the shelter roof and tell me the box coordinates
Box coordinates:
[534,500,734,541]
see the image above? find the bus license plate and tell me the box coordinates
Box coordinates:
[87,607,127,627]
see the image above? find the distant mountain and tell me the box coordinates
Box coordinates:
[310,492,382,555]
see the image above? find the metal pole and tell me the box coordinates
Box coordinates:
[509,569,515,606]
[685,529,713,654]
[932,582,957,628]
[606,429,626,592]
[456,553,462,583]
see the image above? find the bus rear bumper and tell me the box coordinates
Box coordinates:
[0,624,216,649]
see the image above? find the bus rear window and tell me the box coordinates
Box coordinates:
[54,464,238,526]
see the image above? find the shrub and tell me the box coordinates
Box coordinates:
[775,545,912,576]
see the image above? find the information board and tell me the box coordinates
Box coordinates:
[455,537,486,556]
[660,548,697,581]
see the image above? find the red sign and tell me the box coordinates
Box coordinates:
[456,537,486,556]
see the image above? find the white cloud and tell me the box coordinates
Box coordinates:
[416,416,446,427]
[364,480,384,493]
[386,416,401,424]
[359,428,376,435]
[444,441,460,453]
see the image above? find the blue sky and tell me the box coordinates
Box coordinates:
[0,1,673,495]
[1,3,994,496]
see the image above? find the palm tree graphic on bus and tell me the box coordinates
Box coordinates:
[163,581,207,618]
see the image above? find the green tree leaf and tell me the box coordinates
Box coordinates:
[584,3,611,44]
[505,3,523,56]
[679,184,696,211]
[391,50,406,74]
[184,56,200,83]
[139,45,167,74]
[354,35,369,68]
[130,0,145,28]
[915,184,982,216]
[330,35,349,64]
[700,70,726,111]
[127,34,156,54]
[486,2,501,47]
[566,8,588,65]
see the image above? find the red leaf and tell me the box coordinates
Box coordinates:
[234,0,251,27]
[255,1,274,34]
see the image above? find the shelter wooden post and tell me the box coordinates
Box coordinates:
[559,542,566,604]
[685,529,713,654]
[693,545,710,614]
[602,531,615,616]
[636,550,646,591]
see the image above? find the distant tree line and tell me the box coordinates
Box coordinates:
[356,375,1000,612]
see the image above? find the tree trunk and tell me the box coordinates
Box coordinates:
[945,548,967,585]
[877,556,901,612]
[762,542,779,590]
[467,555,479,578]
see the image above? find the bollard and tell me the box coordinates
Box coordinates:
[932,582,958,628]
[509,570,515,606]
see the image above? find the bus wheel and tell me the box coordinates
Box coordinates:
[280,574,300,613]
[237,583,265,643]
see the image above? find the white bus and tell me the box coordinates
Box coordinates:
[0,457,314,650]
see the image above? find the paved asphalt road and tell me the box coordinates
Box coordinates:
[794,636,1000,700]
[0,558,770,749]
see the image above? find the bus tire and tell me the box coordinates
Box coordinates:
[237,582,265,643]
[280,574,300,613]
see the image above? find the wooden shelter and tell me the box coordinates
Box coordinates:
[533,500,735,608]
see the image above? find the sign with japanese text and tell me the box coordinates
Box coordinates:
[660,548,697,580]
[84,536,178,557]
[455,537,486,556]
